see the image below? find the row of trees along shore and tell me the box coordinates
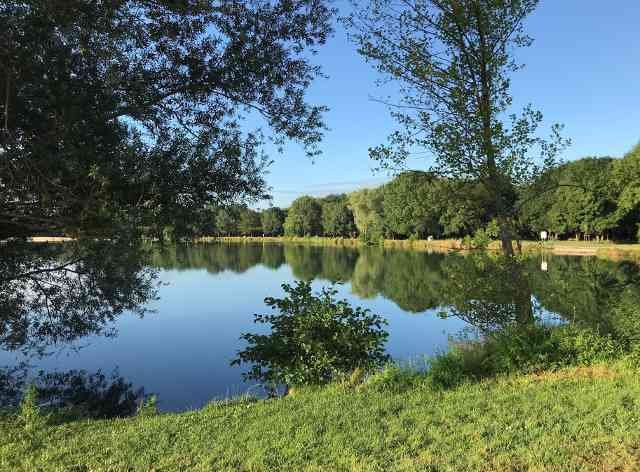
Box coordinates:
[165,143,640,244]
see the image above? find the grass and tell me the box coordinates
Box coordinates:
[2,317,638,470]
[2,326,639,471]
[1,361,638,471]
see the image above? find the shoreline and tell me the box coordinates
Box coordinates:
[198,236,640,260]
[20,235,640,261]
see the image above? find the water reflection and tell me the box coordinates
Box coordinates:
[150,243,640,335]
[1,239,158,356]
[1,242,638,411]
[0,364,145,418]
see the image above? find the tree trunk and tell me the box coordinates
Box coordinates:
[474,5,514,258]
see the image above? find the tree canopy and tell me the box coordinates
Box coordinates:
[0,0,335,239]
[382,171,442,238]
[284,196,323,236]
[261,208,286,237]
[320,195,356,237]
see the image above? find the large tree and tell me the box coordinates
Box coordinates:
[347,188,385,241]
[0,0,334,238]
[0,1,335,344]
[261,207,286,236]
[383,171,442,238]
[320,195,356,237]
[518,157,620,240]
[347,0,568,255]
[611,143,640,241]
[284,196,323,236]
[216,207,238,236]
[238,208,262,236]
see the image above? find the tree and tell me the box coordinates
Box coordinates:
[347,0,568,255]
[611,143,640,240]
[382,171,442,238]
[1,0,334,238]
[347,188,385,241]
[320,195,356,237]
[261,207,286,236]
[438,179,492,237]
[519,157,619,240]
[216,208,238,236]
[238,208,262,236]
[284,196,323,236]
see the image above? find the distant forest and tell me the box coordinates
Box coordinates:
[155,143,640,243]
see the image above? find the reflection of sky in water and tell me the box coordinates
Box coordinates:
[0,262,468,412]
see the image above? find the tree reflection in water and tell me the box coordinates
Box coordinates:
[2,241,638,412]
[1,238,157,414]
[0,365,146,418]
[151,242,640,335]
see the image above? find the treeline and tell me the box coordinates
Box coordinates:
[159,143,640,242]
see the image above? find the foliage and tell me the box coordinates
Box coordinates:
[238,208,262,236]
[260,207,286,236]
[173,145,640,242]
[18,385,47,436]
[428,324,624,389]
[523,158,618,239]
[232,281,389,389]
[320,196,356,237]
[137,395,159,418]
[283,196,323,236]
[347,0,569,255]
[215,208,238,236]
[611,143,640,239]
[467,219,500,249]
[347,188,385,242]
[0,0,335,239]
[437,180,492,237]
[382,171,442,238]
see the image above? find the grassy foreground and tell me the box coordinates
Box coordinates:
[2,360,639,471]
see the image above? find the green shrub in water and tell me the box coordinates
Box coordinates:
[232,281,389,392]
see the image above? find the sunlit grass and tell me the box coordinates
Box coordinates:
[1,358,638,471]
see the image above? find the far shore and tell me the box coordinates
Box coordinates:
[199,236,640,260]
[21,235,640,261]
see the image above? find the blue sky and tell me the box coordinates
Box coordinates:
[261,1,640,208]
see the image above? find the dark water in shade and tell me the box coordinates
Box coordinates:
[1,243,638,411]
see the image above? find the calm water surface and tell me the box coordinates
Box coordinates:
[1,243,637,411]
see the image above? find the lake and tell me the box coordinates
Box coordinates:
[1,242,638,411]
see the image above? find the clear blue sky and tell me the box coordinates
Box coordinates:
[261,1,640,208]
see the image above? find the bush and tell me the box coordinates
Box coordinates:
[426,324,625,389]
[137,395,158,417]
[19,385,48,435]
[365,364,421,392]
[232,281,389,391]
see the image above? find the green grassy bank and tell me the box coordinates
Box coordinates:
[2,360,639,471]
[3,320,640,471]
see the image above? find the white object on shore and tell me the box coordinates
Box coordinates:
[540,230,548,241]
